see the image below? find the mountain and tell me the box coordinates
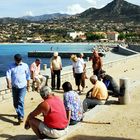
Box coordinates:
[78,0,140,22]
[0,17,30,24]
[20,13,69,21]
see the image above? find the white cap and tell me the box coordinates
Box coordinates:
[53,52,58,57]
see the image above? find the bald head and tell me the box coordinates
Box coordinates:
[90,75,98,84]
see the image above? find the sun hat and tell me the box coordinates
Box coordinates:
[40,86,52,98]
[53,52,58,57]
[70,54,78,62]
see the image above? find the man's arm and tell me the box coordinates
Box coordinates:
[25,102,50,129]
[66,110,71,124]
[6,67,12,89]
[6,78,11,89]
[86,88,93,98]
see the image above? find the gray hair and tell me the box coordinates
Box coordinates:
[40,86,52,98]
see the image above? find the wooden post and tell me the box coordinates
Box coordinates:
[119,78,131,104]
[43,64,47,70]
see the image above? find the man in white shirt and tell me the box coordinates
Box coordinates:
[50,52,62,90]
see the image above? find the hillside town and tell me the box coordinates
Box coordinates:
[0,20,139,43]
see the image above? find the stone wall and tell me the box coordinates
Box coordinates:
[128,44,140,52]
[1,53,140,102]
[118,45,138,55]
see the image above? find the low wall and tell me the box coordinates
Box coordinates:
[1,53,140,102]
[28,51,93,58]
[118,45,138,55]
[128,44,140,52]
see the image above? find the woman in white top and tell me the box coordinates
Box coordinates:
[70,54,84,92]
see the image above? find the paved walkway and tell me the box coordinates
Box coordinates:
[0,52,140,140]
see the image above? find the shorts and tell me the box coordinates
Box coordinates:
[39,122,67,138]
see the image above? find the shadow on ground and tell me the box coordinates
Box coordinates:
[66,135,134,140]
[0,114,19,125]
[0,134,134,140]
[0,134,37,140]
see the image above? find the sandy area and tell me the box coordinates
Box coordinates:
[0,53,140,140]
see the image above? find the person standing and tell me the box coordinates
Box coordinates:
[30,58,46,92]
[50,52,62,90]
[78,53,87,91]
[89,50,103,80]
[24,86,68,139]
[6,54,30,124]
[70,54,84,92]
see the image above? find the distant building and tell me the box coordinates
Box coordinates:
[79,35,86,40]
[68,31,85,39]
[32,36,44,43]
[106,32,119,41]
[92,32,107,38]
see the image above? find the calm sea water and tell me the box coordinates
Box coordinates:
[0,43,94,77]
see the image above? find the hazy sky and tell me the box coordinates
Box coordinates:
[0,0,139,18]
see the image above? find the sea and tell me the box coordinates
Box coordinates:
[0,43,96,77]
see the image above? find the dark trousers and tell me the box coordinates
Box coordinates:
[93,69,101,80]
[51,70,61,90]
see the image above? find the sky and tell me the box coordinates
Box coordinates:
[0,0,139,18]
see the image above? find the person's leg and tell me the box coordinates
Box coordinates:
[17,87,26,121]
[51,71,55,90]
[56,70,61,90]
[39,75,46,89]
[94,69,102,80]
[29,118,46,139]
[75,73,81,91]
[80,73,85,91]
[12,87,19,114]
[83,98,105,112]
[35,77,41,92]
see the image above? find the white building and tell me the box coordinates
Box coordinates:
[68,31,85,39]
[106,32,119,41]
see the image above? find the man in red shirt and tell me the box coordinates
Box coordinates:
[89,50,103,80]
[24,86,68,139]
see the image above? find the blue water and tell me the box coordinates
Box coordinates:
[0,43,94,77]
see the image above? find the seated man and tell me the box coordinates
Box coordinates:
[30,58,46,92]
[24,86,68,139]
[83,75,108,112]
[100,70,120,97]
[62,81,83,125]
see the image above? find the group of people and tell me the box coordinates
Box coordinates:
[5,50,120,139]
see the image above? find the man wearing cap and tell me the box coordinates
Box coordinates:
[50,52,62,90]
[24,86,68,139]
[6,54,30,124]
[83,75,108,112]
[100,70,120,97]
[30,58,46,92]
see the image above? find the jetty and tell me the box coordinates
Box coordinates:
[28,51,93,58]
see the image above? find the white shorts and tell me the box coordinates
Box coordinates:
[39,122,68,138]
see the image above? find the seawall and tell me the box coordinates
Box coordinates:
[1,52,140,102]
[117,45,138,55]
[28,51,93,58]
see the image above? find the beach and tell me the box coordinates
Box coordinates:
[0,50,140,140]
